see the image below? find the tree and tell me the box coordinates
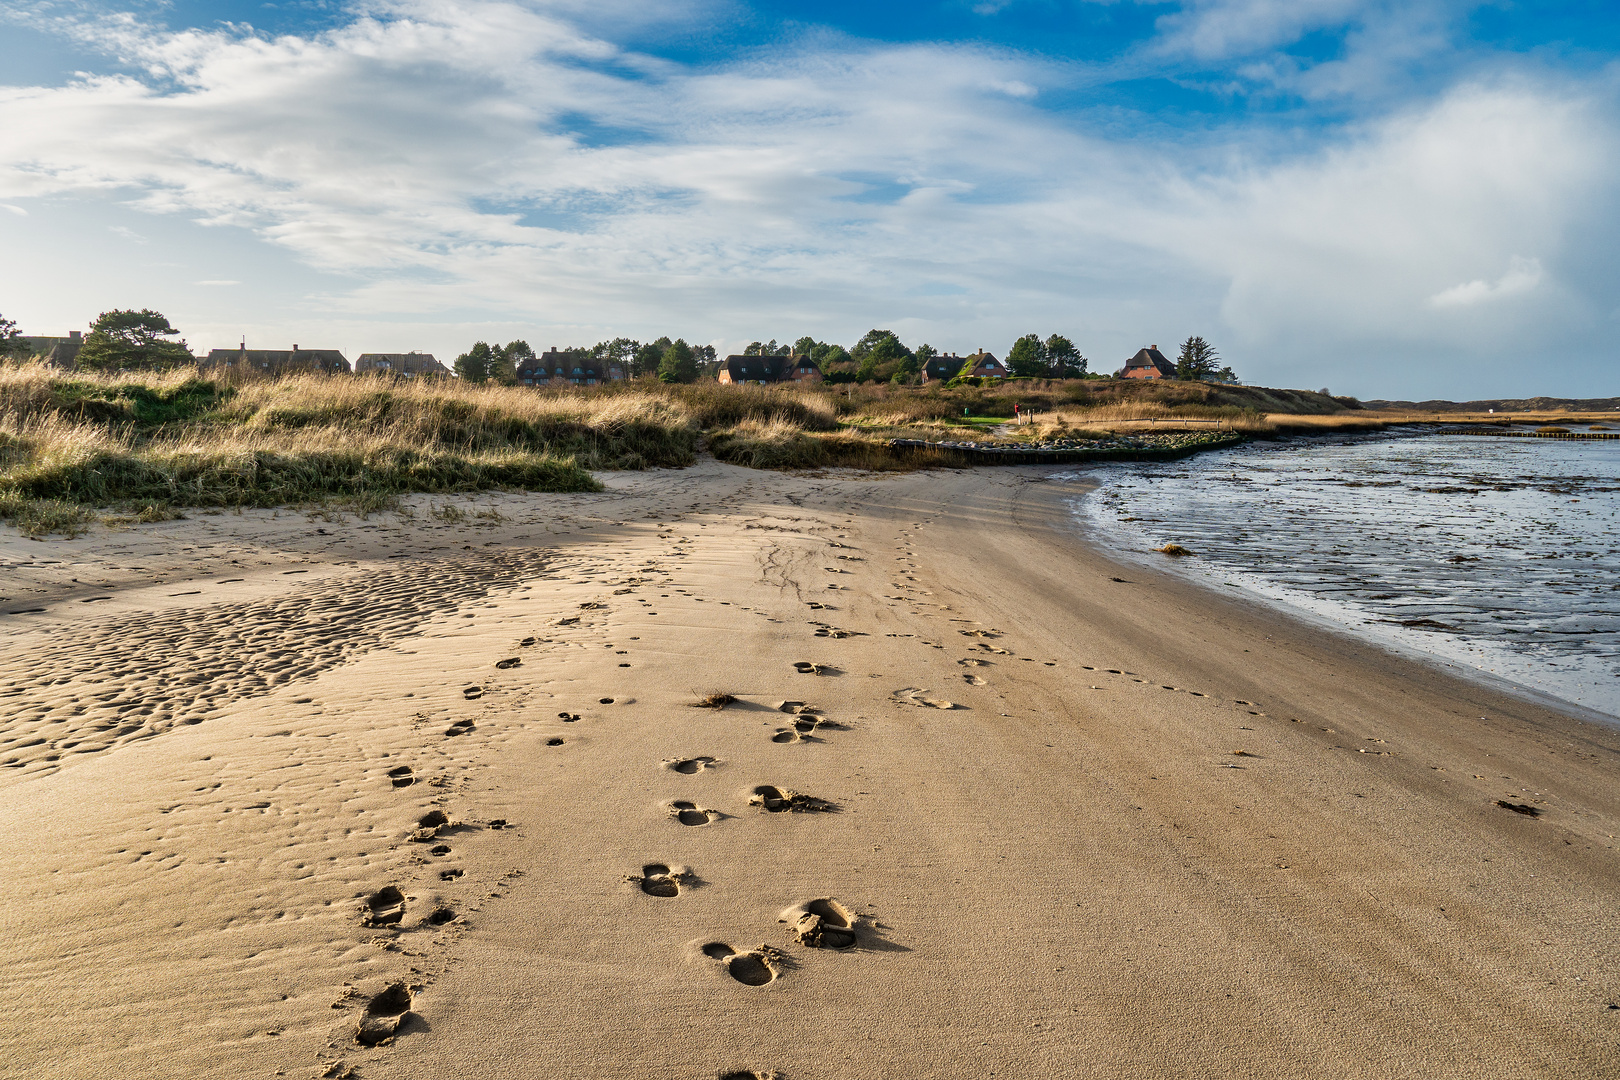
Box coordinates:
[658,338,698,383]
[1045,334,1086,378]
[851,329,910,364]
[913,343,937,365]
[792,336,817,356]
[633,337,670,378]
[0,312,27,361]
[1212,364,1240,385]
[75,309,193,371]
[1175,336,1221,381]
[453,341,496,382]
[1006,333,1048,378]
[815,343,850,369]
[494,340,533,384]
[596,337,639,371]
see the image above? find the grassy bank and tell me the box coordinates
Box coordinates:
[0,365,1370,535]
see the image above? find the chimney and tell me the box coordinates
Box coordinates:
[68,330,81,341]
[292,344,299,352]
[1151,344,1158,350]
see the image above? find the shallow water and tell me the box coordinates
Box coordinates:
[1074,430,1620,720]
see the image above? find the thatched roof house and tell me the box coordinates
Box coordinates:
[717,354,822,385]
[354,352,448,378]
[1116,346,1176,380]
[202,345,349,374]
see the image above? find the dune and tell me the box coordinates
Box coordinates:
[1,460,1615,1079]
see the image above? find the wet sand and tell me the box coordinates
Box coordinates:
[2,461,1616,1079]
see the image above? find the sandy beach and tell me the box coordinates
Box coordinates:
[2,459,1616,1079]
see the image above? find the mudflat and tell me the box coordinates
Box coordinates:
[2,461,1615,1079]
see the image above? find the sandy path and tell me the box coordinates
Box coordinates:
[2,462,1616,1079]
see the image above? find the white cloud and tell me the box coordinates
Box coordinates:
[1428,256,1543,309]
[0,203,25,215]
[0,2,1615,396]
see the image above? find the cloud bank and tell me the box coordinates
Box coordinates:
[0,0,1616,396]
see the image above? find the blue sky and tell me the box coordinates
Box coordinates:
[1,0,1618,397]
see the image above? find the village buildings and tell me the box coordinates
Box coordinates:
[716,353,823,385]
[515,348,627,386]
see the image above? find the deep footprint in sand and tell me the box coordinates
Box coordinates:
[356,983,413,1046]
[771,728,804,743]
[632,862,691,897]
[387,765,415,788]
[445,718,476,737]
[411,809,451,841]
[494,657,522,669]
[780,897,859,949]
[670,800,720,826]
[361,886,406,927]
[462,686,483,700]
[962,673,987,686]
[702,943,781,986]
[750,784,837,813]
[663,756,719,774]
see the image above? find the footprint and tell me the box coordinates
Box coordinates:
[670,800,720,826]
[429,844,452,856]
[958,658,992,667]
[792,661,825,675]
[557,712,581,722]
[444,719,476,737]
[962,673,986,686]
[750,785,837,813]
[387,766,415,788]
[426,906,456,926]
[632,862,692,898]
[439,868,464,881]
[520,636,536,646]
[718,1071,782,1080]
[701,943,781,986]
[781,898,858,949]
[356,983,413,1046]
[771,729,803,744]
[892,687,958,710]
[462,686,483,700]
[411,810,450,841]
[361,886,406,927]
[494,657,522,670]
[959,628,1002,638]
[663,756,718,774]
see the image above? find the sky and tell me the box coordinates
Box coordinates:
[1,0,1617,398]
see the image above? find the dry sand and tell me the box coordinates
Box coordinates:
[1,460,1616,1079]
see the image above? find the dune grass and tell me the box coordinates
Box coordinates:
[0,363,1385,536]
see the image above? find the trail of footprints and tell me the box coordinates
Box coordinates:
[335,518,1285,1072]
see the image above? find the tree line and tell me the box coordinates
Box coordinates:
[452,337,719,385]
[0,308,1240,385]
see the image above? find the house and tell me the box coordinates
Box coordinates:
[201,344,350,375]
[354,351,448,378]
[961,350,1007,379]
[921,352,970,382]
[716,353,823,385]
[1116,346,1177,380]
[515,347,626,387]
[17,330,84,369]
